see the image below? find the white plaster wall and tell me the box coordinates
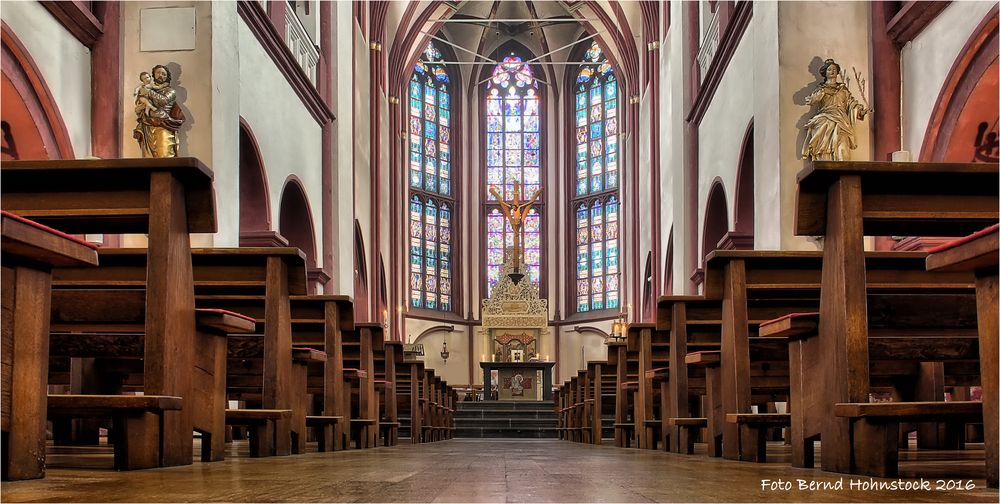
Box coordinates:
[696,33,754,262]
[557,323,611,383]
[753,0,782,251]
[211,1,239,247]
[407,319,473,387]
[354,21,372,298]
[662,0,686,294]
[2,0,92,158]
[658,8,676,289]
[776,0,871,251]
[901,1,997,158]
[638,85,653,302]
[238,21,324,265]
[331,1,355,295]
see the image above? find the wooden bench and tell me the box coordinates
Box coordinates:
[926,224,999,488]
[4,157,216,469]
[225,409,292,458]
[795,160,997,477]
[47,394,182,470]
[1,211,98,481]
[291,347,326,454]
[834,401,983,477]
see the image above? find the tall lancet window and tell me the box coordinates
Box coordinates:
[409,42,453,311]
[485,54,543,297]
[573,41,620,312]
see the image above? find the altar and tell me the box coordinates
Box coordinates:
[481,362,555,401]
[479,252,552,401]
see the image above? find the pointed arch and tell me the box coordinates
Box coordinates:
[278,175,318,273]
[354,220,370,321]
[481,41,547,298]
[1,22,74,160]
[920,7,998,162]
[663,227,674,296]
[238,118,281,247]
[702,180,729,263]
[729,120,755,250]
[568,37,622,315]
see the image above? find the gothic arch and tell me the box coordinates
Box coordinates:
[354,220,370,321]
[663,227,674,296]
[238,119,279,246]
[702,179,729,263]
[1,22,74,160]
[920,7,999,162]
[278,176,318,272]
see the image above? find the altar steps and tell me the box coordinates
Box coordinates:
[453,400,559,438]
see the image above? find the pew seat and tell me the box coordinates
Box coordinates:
[834,401,983,478]
[225,409,292,458]
[725,413,791,463]
[306,416,343,452]
[668,417,708,454]
[47,394,182,471]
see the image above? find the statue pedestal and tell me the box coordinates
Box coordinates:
[480,362,555,401]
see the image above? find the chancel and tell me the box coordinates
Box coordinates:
[0,0,998,503]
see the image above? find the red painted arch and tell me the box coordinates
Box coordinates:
[920,6,999,162]
[278,175,318,271]
[702,179,729,263]
[1,22,74,160]
[734,121,754,235]
[238,118,273,237]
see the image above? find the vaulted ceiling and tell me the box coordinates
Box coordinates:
[386,1,645,96]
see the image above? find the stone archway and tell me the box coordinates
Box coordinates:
[279,177,319,292]
[702,180,729,264]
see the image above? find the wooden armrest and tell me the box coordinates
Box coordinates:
[196,308,256,334]
[834,401,983,422]
[758,312,819,340]
[47,394,182,416]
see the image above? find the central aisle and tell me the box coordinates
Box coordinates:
[2,440,996,503]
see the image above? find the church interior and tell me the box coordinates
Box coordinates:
[1,0,999,502]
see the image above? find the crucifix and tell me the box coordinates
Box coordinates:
[489,181,543,284]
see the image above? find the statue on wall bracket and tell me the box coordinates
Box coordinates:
[132,64,185,158]
[801,58,872,161]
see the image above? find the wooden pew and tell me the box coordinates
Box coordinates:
[53,247,307,457]
[586,360,613,444]
[795,160,997,476]
[702,250,976,462]
[1,211,99,480]
[45,294,255,463]
[342,323,377,448]
[3,157,216,467]
[925,224,999,487]
[373,331,402,446]
[606,340,635,447]
[397,359,425,442]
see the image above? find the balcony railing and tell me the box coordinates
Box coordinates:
[285,7,319,84]
[696,8,721,83]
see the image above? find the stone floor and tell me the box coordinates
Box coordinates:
[2,439,997,503]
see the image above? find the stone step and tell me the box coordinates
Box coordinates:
[456,400,554,412]
[455,410,556,419]
[454,418,557,428]
[454,427,559,438]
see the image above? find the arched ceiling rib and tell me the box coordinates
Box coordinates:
[388,0,641,96]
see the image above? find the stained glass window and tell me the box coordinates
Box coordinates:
[573,41,620,312]
[409,42,454,311]
[485,54,543,296]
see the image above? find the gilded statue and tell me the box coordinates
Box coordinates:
[801,58,872,161]
[489,181,542,272]
[132,65,185,158]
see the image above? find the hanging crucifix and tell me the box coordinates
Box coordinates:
[489,181,543,284]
